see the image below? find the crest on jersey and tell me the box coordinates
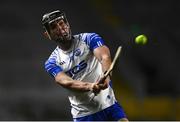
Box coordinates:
[74,48,81,56]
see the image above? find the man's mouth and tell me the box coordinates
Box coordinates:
[63,33,70,39]
[56,34,69,40]
[63,34,68,37]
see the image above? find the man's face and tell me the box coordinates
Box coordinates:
[48,19,71,42]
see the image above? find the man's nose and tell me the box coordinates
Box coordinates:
[57,24,66,34]
[60,28,66,34]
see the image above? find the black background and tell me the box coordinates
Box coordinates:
[0,0,179,120]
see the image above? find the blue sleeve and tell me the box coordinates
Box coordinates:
[83,33,105,51]
[44,58,63,77]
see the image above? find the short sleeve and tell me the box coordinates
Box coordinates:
[82,33,105,51]
[44,58,63,77]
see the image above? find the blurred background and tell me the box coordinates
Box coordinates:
[0,0,179,120]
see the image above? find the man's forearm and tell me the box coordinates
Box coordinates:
[64,80,93,91]
[94,46,112,73]
[54,72,99,92]
[55,77,93,92]
[101,55,112,73]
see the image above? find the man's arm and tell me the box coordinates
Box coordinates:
[54,72,100,92]
[93,45,112,88]
[94,45,111,72]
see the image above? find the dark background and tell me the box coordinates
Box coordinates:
[0,0,179,120]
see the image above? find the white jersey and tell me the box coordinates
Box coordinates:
[45,33,117,118]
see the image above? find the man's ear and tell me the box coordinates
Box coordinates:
[43,31,51,40]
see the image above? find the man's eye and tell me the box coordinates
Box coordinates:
[58,21,66,26]
[50,24,57,29]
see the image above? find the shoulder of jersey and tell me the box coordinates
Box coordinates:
[74,32,97,42]
[46,46,59,62]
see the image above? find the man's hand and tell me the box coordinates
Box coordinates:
[97,76,109,90]
[91,83,101,95]
[92,76,110,96]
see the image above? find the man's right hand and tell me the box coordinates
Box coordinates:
[91,83,101,95]
[97,76,110,90]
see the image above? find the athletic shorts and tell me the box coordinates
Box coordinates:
[73,102,127,121]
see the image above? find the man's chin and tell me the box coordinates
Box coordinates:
[54,38,63,43]
[55,37,71,43]
[63,35,72,41]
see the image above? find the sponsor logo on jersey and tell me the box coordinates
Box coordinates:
[59,61,65,65]
[66,60,87,77]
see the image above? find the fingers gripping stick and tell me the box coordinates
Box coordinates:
[98,46,122,84]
